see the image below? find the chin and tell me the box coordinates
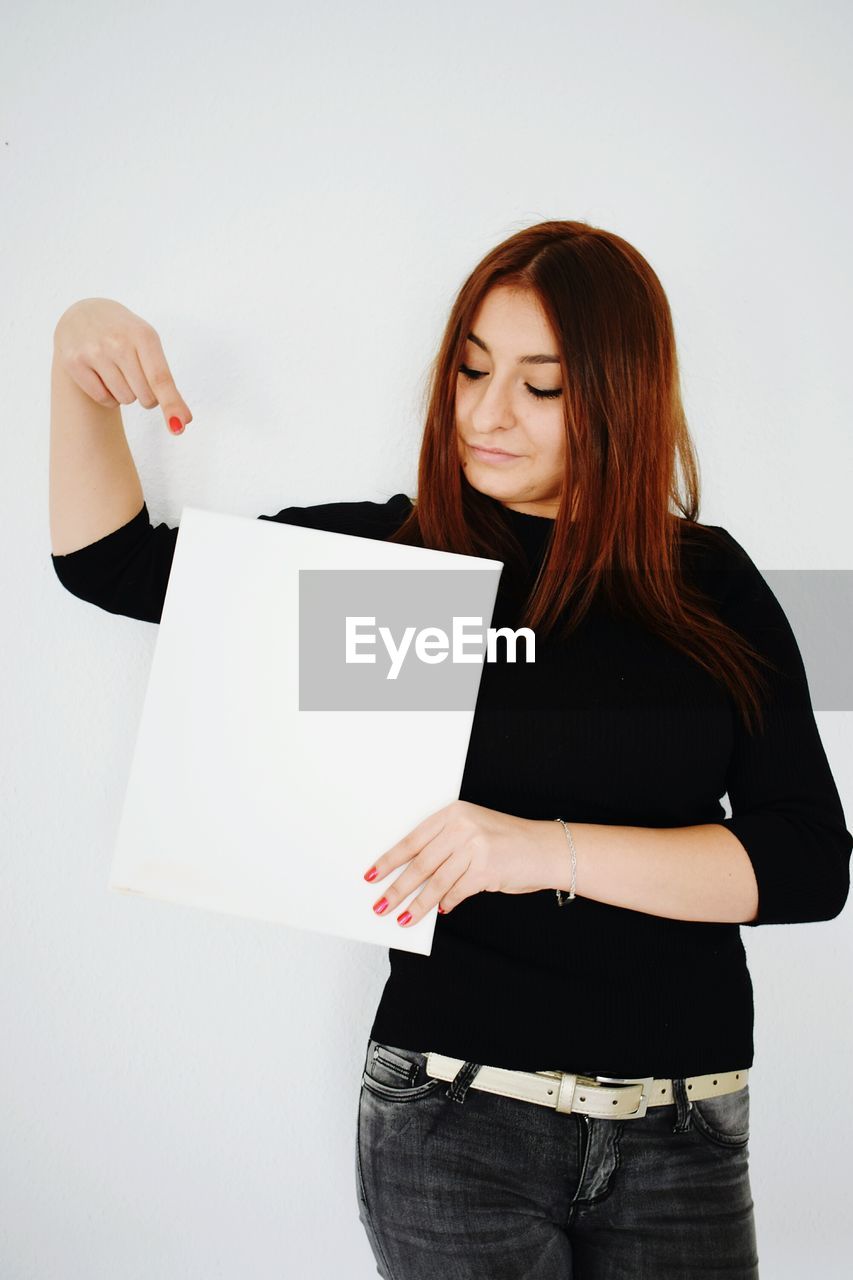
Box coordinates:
[462,463,520,497]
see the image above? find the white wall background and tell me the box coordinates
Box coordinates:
[3,0,851,1275]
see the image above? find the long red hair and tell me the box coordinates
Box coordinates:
[387,219,780,736]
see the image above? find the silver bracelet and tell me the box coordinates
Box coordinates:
[553,818,577,905]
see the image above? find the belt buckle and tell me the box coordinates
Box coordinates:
[593,1074,655,1118]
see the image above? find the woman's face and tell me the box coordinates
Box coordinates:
[456,285,568,519]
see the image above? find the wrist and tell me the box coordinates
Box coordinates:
[538,818,577,894]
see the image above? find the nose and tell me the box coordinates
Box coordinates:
[467,374,518,436]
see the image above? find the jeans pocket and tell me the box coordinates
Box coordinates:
[690,1082,750,1148]
[361,1039,445,1103]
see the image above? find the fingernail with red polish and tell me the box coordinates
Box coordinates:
[397,910,412,926]
[364,867,378,882]
[373,898,388,915]
[168,416,184,434]
[438,906,445,914]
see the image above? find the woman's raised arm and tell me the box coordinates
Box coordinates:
[49,297,194,622]
[49,296,192,556]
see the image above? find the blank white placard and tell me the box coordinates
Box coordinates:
[108,505,504,955]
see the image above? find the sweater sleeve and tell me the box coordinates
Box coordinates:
[50,502,177,625]
[709,526,852,926]
[50,493,413,625]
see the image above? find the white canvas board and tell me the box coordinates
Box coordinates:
[108,505,504,955]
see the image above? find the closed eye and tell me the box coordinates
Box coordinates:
[458,364,562,400]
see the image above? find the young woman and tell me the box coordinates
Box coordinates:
[50,221,851,1279]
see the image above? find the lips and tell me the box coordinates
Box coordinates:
[468,443,519,457]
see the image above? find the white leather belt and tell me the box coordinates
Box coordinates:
[423,1052,749,1120]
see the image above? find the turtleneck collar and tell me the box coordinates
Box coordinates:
[495,501,555,563]
[500,504,556,526]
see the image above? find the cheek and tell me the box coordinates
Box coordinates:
[529,418,565,466]
[548,416,567,460]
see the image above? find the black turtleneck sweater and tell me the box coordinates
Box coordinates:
[51,493,852,1079]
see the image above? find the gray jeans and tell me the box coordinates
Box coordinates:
[356,1038,759,1279]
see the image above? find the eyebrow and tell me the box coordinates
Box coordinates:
[467,332,561,366]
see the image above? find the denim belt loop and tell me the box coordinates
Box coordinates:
[672,1076,693,1132]
[446,1060,484,1104]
